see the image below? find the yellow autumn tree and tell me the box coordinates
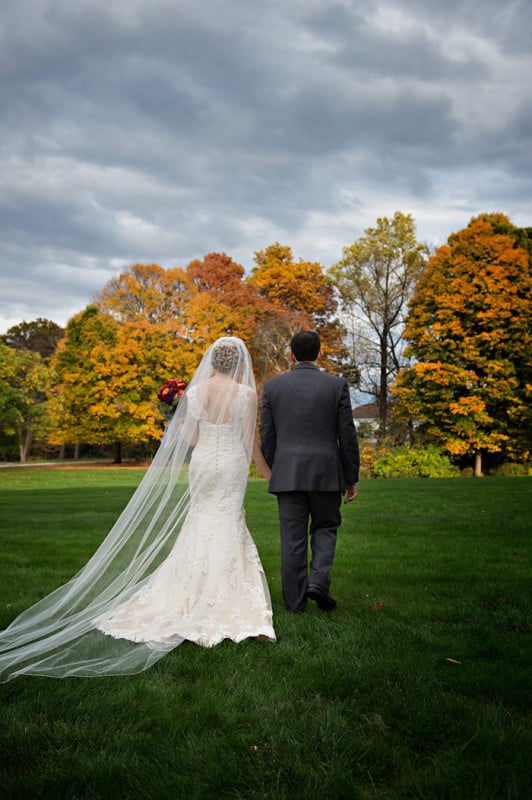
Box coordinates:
[394,214,532,475]
[49,306,202,462]
[330,211,427,436]
[49,306,170,462]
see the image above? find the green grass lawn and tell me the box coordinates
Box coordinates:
[0,469,530,800]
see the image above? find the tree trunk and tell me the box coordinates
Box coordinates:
[74,443,80,459]
[474,450,483,477]
[113,441,122,464]
[59,443,65,459]
[378,334,388,439]
[407,417,415,446]
[19,424,33,463]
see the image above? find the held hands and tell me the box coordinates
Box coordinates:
[253,439,271,481]
[343,483,358,504]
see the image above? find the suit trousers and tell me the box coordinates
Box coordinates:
[276,491,342,612]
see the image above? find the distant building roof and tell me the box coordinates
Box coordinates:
[352,403,391,420]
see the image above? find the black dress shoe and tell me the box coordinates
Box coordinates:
[306,583,337,612]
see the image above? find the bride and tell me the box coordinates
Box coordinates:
[0,337,275,682]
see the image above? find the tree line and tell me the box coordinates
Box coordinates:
[1,212,530,475]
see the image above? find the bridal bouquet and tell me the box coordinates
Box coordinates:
[157,379,188,416]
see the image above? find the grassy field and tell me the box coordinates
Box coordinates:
[0,469,530,799]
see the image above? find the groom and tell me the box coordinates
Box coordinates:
[260,330,359,613]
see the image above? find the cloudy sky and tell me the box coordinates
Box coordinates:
[1,0,530,334]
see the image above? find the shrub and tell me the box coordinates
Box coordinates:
[359,440,393,479]
[490,462,530,477]
[373,445,459,478]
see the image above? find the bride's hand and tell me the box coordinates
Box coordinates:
[252,439,271,481]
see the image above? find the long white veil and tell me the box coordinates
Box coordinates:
[0,336,258,681]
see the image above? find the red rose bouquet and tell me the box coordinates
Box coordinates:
[157,379,188,417]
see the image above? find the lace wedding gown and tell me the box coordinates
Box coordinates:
[95,385,276,648]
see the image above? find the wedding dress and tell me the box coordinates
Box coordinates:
[96,384,275,648]
[0,337,275,682]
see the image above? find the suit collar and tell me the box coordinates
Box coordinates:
[293,362,319,371]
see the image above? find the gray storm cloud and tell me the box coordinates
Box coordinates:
[1,0,530,331]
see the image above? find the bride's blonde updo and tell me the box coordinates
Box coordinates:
[211,339,240,374]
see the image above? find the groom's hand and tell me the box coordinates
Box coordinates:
[343,483,358,504]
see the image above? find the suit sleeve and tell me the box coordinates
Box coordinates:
[337,380,360,484]
[259,385,276,468]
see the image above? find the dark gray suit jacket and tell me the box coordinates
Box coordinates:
[260,363,359,494]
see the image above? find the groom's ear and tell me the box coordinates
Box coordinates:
[290,351,297,364]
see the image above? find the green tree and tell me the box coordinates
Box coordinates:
[330,212,427,435]
[394,214,532,476]
[2,318,64,360]
[0,341,50,462]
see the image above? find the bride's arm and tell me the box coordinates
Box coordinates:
[180,415,199,447]
[178,391,199,446]
[252,439,271,481]
[242,387,270,480]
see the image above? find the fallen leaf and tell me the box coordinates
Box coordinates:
[370,602,386,611]
[445,657,461,664]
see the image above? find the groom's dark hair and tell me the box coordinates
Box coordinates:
[291,330,320,362]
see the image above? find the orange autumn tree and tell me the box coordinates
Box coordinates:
[97,262,203,384]
[98,262,194,328]
[183,291,255,351]
[49,263,250,461]
[248,243,347,378]
[99,259,255,364]
[99,259,260,377]
[186,252,269,344]
[187,251,247,297]
[394,214,532,476]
